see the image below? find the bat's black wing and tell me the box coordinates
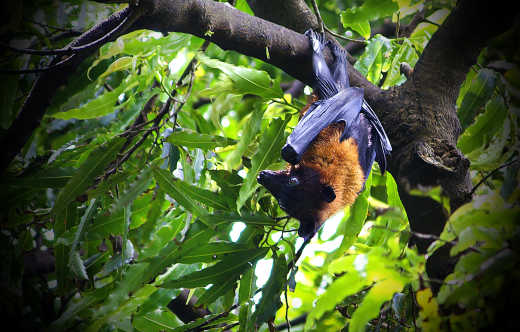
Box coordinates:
[361,100,392,173]
[327,40,349,89]
[281,30,392,175]
[281,87,364,164]
[304,30,339,99]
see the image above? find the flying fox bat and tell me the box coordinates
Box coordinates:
[257,30,392,240]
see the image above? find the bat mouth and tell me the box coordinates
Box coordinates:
[281,144,300,164]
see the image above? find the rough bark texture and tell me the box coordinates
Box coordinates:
[1,0,518,294]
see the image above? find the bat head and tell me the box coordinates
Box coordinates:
[257,165,336,239]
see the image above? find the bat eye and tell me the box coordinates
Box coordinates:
[288,177,300,187]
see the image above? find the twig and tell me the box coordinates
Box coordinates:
[25,19,76,33]
[276,314,307,330]
[423,19,441,27]
[371,225,483,254]
[310,0,324,34]
[470,158,518,196]
[0,55,77,74]
[324,27,368,43]
[2,9,136,57]
[287,236,311,271]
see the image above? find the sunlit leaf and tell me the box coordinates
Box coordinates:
[198,53,283,99]
[340,173,372,249]
[51,77,140,120]
[340,0,398,39]
[254,253,288,324]
[381,38,418,89]
[354,34,392,85]
[306,271,366,329]
[133,309,181,332]
[166,129,236,150]
[350,278,405,332]
[98,56,134,80]
[226,104,265,169]
[161,247,268,289]
[237,117,290,211]
[457,69,497,129]
[458,95,508,154]
[177,242,253,264]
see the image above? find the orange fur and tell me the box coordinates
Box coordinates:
[299,97,365,224]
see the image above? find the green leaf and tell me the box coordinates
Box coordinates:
[50,286,113,330]
[349,278,405,332]
[354,34,392,85]
[226,104,265,169]
[254,253,288,324]
[133,309,181,332]
[466,118,512,171]
[306,271,366,329]
[237,117,289,210]
[340,173,372,249]
[161,247,268,289]
[166,129,236,150]
[239,302,255,332]
[51,77,140,120]
[98,56,134,80]
[144,228,215,282]
[52,137,125,214]
[409,9,450,53]
[200,211,277,226]
[68,251,89,280]
[176,242,253,264]
[239,266,256,304]
[381,38,418,89]
[457,69,497,129]
[165,177,231,211]
[198,53,283,99]
[196,275,238,305]
[340,0,398,39]
[3,167,75,189]
[111,168,152,213]
[152,167,208,218]
[54,203,77,294]
[458,95,508,154]
[68,199,97,280]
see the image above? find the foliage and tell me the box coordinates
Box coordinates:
[0,0,518,331]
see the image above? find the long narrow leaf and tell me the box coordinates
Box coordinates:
[237,117,289,210]
[52,137,125,214]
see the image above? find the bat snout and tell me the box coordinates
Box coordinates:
[257,170,282,194]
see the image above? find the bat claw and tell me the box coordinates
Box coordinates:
[281,144,300,165]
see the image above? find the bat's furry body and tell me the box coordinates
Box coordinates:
[257,30,391,239]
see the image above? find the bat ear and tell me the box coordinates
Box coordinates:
[321,185,336,203]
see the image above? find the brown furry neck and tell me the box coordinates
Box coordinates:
[301,123,365,223]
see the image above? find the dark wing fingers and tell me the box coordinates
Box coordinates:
[304,29,339,99]
[360,100,392,173]
[327,40,350,89]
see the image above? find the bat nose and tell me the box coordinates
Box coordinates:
[281,144,300,164]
